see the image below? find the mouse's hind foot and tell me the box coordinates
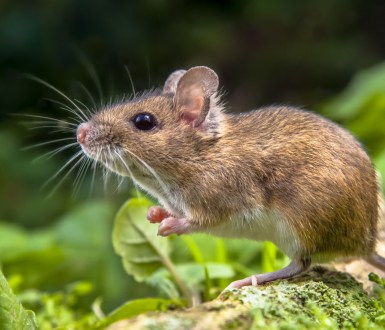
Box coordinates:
[224,257,311,290]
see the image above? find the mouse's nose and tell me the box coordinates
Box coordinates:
[77,123,90,144]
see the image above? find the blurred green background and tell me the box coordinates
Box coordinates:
[1,0,385,314]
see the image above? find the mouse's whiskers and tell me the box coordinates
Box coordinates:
[74,98,93,118]
[43,98,87,124]
[72,156,92,197]
[26,74,89,122]
[26,124,74,134]
[76,81,99,112]
[96,150,112,194]
[113,149,141,199]
[102,167,111,194]
[32,142,78,163]
[21,114,78,127]
[124,66,136,98]
[103,146,127,193]
[125,149,170,196]
[18,114,78,136]
[22,137,76,151]
[78,54,104,106]
[43,150,85,198]
[88,149,101,195]
[42,149,82,188]
[23,74,104,198]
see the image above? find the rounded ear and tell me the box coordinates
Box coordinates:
[175,66,219,127]
[163,69,186,95]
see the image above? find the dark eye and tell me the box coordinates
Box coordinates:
[132,113,157,131]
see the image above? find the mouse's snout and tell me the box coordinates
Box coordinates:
[77,122,90,145]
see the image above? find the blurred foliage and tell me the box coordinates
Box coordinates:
[17,281,96,330]
[1,0,385,328]
[0,201,153,312]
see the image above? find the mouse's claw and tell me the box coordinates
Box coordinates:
[224,275,258,291]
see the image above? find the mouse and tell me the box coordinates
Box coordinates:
[76,65,385,289]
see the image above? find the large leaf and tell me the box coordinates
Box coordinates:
[0,271,37,330]
[112,198,171,282]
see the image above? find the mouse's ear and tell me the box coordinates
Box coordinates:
[174,66,219,128]
[163,70,187,95]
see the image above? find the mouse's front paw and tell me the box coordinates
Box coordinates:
[157,217,191,236]
[147,206,170,223]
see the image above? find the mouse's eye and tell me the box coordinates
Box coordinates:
[132,113,157,131]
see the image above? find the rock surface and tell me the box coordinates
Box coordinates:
[107,266,385,330]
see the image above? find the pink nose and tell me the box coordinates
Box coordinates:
[77,123,90,144]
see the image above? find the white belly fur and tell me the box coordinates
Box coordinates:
[206,208,300,259]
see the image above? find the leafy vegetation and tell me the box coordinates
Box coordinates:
[0,196,287,328]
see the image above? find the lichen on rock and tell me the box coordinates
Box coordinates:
[108,267,385,330]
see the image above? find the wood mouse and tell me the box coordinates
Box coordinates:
[76,66,385,289]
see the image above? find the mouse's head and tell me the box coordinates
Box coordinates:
[77,66,224,190]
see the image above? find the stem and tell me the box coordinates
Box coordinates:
[160,253,195,307]
[131,210,195,306]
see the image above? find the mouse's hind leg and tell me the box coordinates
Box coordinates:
[225,257,311,290]
[365,252,385,272]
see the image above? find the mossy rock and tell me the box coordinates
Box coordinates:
[108,267,385,330]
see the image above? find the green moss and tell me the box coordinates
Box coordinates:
[224,267,385,329]
[108,267,385,330]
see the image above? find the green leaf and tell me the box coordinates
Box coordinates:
[215,238,227,263]
[175,262,235,287]
[0,271,37,330]
[323,61,385,120]
[180,236,205,263]
[97,298,180,329]
[214,238,228,289]
[113,198,170,281]
[203,265,211,301]
[320,61,385,157]
[262,241,278,272]
[146,270,180,300]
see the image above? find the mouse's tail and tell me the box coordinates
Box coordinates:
[366,253,385,272]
